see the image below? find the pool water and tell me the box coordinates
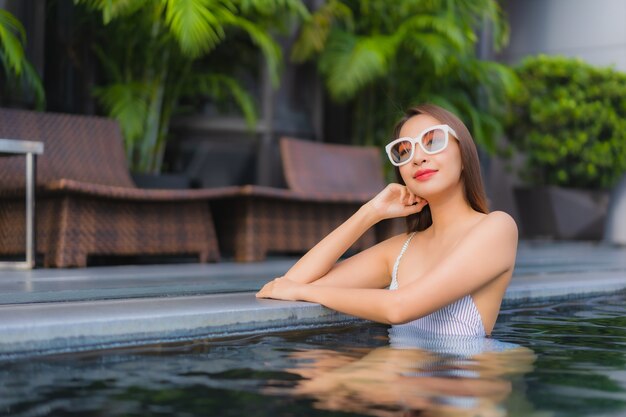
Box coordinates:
[1,293,625,417]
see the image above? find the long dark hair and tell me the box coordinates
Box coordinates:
[392,103,489,232]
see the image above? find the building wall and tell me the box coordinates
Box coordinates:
[501,0,626,69]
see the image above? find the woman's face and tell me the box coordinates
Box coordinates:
[397,114,463,198]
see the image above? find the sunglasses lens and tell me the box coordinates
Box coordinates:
[422,128,447,153]
[390,140,413,164]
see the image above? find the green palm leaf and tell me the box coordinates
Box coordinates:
[184,73,257,126]
[74,0,149,23]
[428,95,461,116]
[396,14,467,52]
[227,15,282,85]
[291,0,352,62]
[0,9,26,75]
[19,59,46,109]
[471,59,521,98]
[164,0,236,58]
[94,82,149,153]
[404,33,456,74]
[319,30,396,101]
[238,0,309,18]
[0,9,45,109]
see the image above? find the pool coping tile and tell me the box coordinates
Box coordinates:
[0,241,625,358]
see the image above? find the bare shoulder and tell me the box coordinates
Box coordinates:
[463,211,518,248]
[455,211,518,278]
[475,211,518,239]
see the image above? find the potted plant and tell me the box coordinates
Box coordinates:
[503,55,626,239]
[75,0,308,182]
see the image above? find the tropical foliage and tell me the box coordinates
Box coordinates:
[76,0,308,173]
[504,55,626,189]
[291,0,519,153]
[0,8,45,109]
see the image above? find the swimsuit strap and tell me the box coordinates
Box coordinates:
[391,232,416,287]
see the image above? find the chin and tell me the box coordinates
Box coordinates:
[407,185,436,198]
[409,180,454,198]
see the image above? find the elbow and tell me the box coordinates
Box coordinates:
[386,310,413,325]
[385,311,405,325]
[384,295,412,325]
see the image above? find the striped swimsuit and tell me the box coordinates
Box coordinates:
[388,232,486,337]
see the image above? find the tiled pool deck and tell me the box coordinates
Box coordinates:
[0,240,625,358]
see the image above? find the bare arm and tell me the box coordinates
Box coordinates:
[257,212,518,324]
[283,204,379,284]
[283,184,428,287]
[309,234,407,289]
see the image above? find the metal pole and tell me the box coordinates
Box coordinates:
[26,152,35,268]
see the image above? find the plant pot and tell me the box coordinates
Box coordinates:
[131,173,190,189]
[604,173,626,244]
[514,186,610,240]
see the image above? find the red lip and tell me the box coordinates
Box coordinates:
[414,169,437,180]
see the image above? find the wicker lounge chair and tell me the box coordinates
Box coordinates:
[210,137,403,262]
[0,108,240,267]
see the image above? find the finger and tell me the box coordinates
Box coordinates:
[404,198,429,215]
[408,192,416,206]
[256,286,266,298]
[402,187,411,205]
[404,203,422,215]
[256,281,274,298]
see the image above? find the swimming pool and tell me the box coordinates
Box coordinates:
[1,292,624,417]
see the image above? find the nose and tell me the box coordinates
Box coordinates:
[412,142,427,165]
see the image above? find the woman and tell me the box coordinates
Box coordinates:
[256,103,518,337]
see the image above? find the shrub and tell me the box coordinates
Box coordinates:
[504,54,626,189]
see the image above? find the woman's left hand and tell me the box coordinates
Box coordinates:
[256,277,305,301]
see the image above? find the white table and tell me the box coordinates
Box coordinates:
[0,138,44,269]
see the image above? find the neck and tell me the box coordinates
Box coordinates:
[426,184,477,238]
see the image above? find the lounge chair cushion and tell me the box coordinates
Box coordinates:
[0,109,134,189]
[280,137,385,196]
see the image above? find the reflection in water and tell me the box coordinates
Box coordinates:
[270,328,537,417]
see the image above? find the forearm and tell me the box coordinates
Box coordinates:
[297,284,397,324]
[284,204,380,284]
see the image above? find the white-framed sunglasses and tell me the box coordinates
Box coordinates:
[385,124,459,166]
